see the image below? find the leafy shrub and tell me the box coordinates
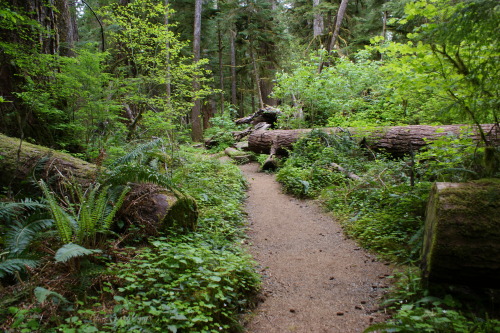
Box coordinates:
[203,108,243,152]
[415,133,490,182]
[172,151,248,240]
[107,235,260,332]
[366,269,500,333]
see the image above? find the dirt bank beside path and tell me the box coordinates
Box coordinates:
[240,162,392,333]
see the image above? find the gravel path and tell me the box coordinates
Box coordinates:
[240,162,392,333]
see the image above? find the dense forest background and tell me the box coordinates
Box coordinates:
[1,0,498,155]
[1,0,499,332]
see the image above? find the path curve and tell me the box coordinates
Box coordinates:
[240,162,391,333]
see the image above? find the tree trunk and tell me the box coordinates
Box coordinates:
[421,180,500,288]
[218,22,224,114]
[191,0,203,142]
[329,0,349,52]
[230,29,238,110]
[318,0,349,72]
[247,124,500,156]
[313,0,324,38]
[249,39,264,109]
[165,0,172,103]
[0,134,198,234]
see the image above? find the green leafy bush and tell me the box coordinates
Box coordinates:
[107,235,260,332]
[172,151,248,240]
[366,269,500,333]
[203,108,243,152]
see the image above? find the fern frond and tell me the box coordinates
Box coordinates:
[0,258,38,278]
[54,243,102,263]
[91,185,110,230]
[0,199,46,223]
[106,164,176,189]
[39,180,73,243]
[101,185,130,231]
[34,287,68,304]
[112,138,165,166]
[5,214,53,254]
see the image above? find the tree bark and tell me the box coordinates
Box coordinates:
[329,0,349,52]
[318,0,349,72]
[313,0,324,38]
[218,23,224,114]
[249,39,264,109]
[230,29,238,110]
[0,134,198,234]
[191,0,203,142]
[247,124,500,156]
[421,180,500,288]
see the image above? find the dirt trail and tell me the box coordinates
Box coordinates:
[240,162,391,333]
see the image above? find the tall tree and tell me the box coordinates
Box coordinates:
[328,0,349,53]
[313,0,324,38]
[191,0,203,141]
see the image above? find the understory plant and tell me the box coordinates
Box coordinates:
[107,235,260,332]
[0,199,51,281]
[34,148,256,332]
[364,269,500,333]
[39,180,129,247]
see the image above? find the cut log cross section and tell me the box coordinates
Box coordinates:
[421,180,500,288]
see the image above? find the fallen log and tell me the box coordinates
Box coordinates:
[232,122,271,142]
[224,147,253,164]
[235,106,281,127]
[421,180,500,288]
[261,142,279,171]
[0,133,198,234]
[330,162,362,181]
[248,124,500,156]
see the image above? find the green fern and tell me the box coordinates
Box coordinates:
[39,180,130,246]
[5,214,53,254]
[112,137,165,166]
[0,257,38,278]
[106,164,175,189]
[0,199,46,223]
[54,243,102,263]
[34,287,68,304]
[39,180,74,244]
[101,185,130,231]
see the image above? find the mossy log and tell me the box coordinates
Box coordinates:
[224,147,253,164]
[0,133,198,234]
[248,124,500,156]
[421,180,500,288]
[118,184,198,236]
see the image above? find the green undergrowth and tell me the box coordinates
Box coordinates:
[274,129,500,332]
[0,146,260,332]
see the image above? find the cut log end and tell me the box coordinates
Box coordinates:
[421,179,500,288]
[118,184,198,236]
[262,155,278,171]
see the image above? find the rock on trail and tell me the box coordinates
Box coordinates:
[240,162,391,333]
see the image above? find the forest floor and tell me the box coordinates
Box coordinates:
[239,162,393,333]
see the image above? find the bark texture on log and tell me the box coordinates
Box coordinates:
[119,184,198,235]
[235,107,281,127]
[0,134,198,234]
[0,133,97,190]
[248,124,500,156]
[421,180,500,288]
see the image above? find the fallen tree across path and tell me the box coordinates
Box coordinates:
[247,124,500,156]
